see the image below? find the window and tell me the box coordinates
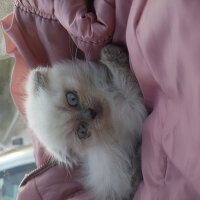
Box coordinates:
[0,163,36,200]
[0,58,16,144]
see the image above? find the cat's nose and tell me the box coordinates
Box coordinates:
[88,108,97,120]
[79,108,97,120]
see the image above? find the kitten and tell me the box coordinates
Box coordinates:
[25,45,147,200]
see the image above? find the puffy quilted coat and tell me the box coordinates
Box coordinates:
[1,0,200,199]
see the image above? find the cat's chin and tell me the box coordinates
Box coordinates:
[52,154,79,168]
[44,146,79,168]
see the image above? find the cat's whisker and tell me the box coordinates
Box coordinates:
[68,38,74,61]
[74,46,78,61]
[87,45,92,60]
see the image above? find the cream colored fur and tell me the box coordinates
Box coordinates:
[25,45,147,200]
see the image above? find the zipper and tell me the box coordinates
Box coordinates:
[19,158,55,188]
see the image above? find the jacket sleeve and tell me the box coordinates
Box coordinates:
[54,0,115,59]
[17,180,42,200]
[16,165,86,200]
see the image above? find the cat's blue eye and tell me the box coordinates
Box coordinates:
[77,124,90,139]
[66,92,79,107]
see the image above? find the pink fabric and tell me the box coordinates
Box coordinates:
[1,0,200,199]
[18,165,84,200]
[127,0,200,199]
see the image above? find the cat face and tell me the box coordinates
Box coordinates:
[25,60,115,165]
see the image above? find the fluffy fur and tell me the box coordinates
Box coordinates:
[25,45,147,200]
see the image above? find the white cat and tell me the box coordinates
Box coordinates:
[25,45,147,200]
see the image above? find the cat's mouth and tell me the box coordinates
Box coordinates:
[64,149,79,166]
[65,155,71,162]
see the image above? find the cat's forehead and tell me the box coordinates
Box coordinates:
[50,68,80,88]
[48,67,91,93]
[48,60,101,89]
[27,60,107,98]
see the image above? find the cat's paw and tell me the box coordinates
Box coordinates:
[100,44,129,65]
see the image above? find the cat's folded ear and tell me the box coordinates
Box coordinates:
[33,68,48,91]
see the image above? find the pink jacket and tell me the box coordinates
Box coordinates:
[1,0,200,199]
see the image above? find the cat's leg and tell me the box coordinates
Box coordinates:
[100,44,129,68]
[100,44,137,94]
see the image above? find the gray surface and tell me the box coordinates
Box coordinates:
[0,57,16,142]
[0,0,14,57]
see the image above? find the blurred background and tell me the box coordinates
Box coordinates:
[0,1,35,199]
